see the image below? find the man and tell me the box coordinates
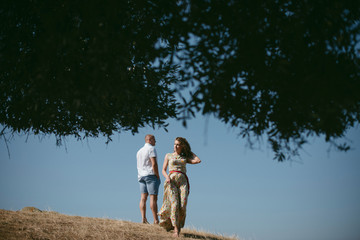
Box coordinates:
[136,134,160,224]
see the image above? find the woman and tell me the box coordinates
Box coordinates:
[158,137,201,237]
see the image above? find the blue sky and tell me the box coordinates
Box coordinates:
[1,116,360,240]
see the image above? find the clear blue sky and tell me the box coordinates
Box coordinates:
[1,116,360,240]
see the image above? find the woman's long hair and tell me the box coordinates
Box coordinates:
[176,137,192,159]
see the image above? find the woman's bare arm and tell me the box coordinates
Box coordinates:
[187,152,201,164]
[162,154,171,183]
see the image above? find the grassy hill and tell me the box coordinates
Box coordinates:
[0,208,239,240]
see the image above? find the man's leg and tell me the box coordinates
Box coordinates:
[150,194,159,224]
[140,193,149,224]
[144,175,160,224]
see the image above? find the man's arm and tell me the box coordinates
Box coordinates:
[150,157,160,179]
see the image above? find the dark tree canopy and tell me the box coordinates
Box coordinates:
[171,0,360,160]
[1,0,360,160]
[0,1,179,139]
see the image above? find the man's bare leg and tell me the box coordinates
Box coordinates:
[140,193,149,223]
[150,194,159,224]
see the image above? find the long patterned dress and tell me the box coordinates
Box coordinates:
[158,153,189,231]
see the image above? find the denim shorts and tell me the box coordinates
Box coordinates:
[138,175,161,195]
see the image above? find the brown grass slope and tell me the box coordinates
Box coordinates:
[0,209,239,240]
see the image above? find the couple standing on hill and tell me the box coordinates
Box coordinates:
[136,134,201,237]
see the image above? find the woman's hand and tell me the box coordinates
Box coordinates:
[165,177,171,183]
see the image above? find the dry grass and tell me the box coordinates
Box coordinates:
[0,208,239,240]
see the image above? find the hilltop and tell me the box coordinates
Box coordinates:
[0,208,239,240]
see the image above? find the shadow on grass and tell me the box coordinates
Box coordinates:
[183,233,220,240]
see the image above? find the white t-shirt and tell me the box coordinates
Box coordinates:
[137,143,157,180]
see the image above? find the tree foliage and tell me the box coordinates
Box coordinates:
[0,1,179,140]
[170,0,360,160]
[1,0,360,160]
